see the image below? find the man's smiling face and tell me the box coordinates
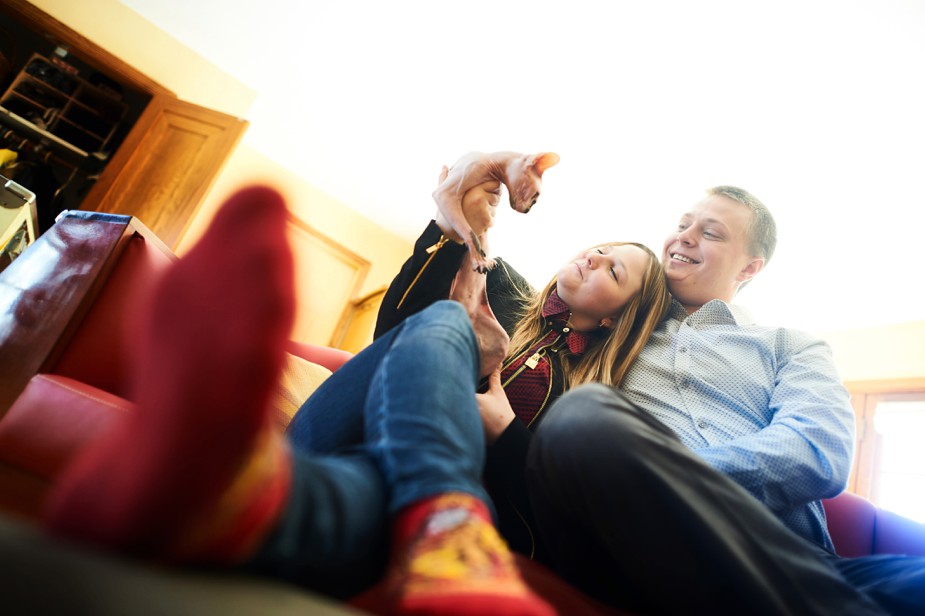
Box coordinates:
[662,194,764,313]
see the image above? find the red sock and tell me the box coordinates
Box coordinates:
[43,185,295,561]
[388,493,554,616]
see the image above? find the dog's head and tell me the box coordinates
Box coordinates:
[506,152,560,213]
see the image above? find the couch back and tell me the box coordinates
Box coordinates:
[48,232,174,399]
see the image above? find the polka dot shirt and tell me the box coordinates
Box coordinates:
[620,299,855,551]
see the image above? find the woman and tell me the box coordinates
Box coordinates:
[312,173,672,562]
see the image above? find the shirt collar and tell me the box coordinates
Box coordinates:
[667,297,755,326]
[542,291,594,354]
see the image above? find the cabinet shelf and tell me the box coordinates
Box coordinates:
[0,54,127,155]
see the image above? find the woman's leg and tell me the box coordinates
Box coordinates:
[364,300,488,510]
[254,300,488,597]
[244,450,390,599]
[362,301,550,615]
[284,305,434,456]
[285,300,489,503]
[527,384,886,616]
[292,300,553,614]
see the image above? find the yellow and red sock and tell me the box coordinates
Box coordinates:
[43,185,295,562]
[388,493,554,616]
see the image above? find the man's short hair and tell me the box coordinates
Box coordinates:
[707,185,777,264]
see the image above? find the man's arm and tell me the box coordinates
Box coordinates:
[695,336,855,514]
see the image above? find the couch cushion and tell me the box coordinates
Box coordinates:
[0,512,360,615]
[271,353,333,430]
[0,374,131,480]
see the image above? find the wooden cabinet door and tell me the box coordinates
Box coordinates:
[82,93,247,249]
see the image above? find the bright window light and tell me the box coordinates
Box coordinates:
[872,401,925,523]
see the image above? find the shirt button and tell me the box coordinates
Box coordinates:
[679,346,688,353]
[697,419,708,429]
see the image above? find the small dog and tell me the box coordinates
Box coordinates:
[433,151,559,273]
[434,151,559,376]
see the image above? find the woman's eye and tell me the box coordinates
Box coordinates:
[596,248,604,255]
[610,268,619,282]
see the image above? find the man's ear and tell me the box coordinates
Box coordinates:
[736,257,765,284]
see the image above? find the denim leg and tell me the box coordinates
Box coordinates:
[363,301,488,513]
[288,301,487,512]
[285,312,410,455]
[243,450,389,599]
[252,301,489,597]
[829,552,925,615]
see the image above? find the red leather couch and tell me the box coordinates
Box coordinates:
[1,211,923,615]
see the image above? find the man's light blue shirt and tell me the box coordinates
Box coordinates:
[620,299,855,551]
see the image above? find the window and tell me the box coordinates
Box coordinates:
[847,381,925,522]
[870,400,925,522]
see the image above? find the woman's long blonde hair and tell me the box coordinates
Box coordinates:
[507,242,670,389]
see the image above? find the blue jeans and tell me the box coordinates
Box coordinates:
[245,301,487,598]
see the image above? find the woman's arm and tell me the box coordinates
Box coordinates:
[374,226,535,342]
[374,220,468,339]
[374,173,505,338]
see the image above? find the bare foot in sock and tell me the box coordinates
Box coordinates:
[43,186,295,559]
[389,493,554,616]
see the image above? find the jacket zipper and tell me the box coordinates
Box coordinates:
[500,336,559,560]
[396,235,449,311]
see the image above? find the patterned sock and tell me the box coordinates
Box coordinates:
[388,493,555,616]
[43,185,296,562]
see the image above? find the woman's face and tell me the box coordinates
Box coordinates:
[555,244,649,331]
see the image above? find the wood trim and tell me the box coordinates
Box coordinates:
[845,377,925,395]
[284,215,370,346]
[330,286,387,353]
[0,0,173,97]
[286,215,370,287]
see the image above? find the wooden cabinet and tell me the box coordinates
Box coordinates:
[82,95,246,248]
[0,0,246,249]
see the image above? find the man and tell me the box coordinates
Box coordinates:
[526,187,924,615]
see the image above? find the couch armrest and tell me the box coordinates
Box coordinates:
[824,492,925,557]
[286,341,353,373]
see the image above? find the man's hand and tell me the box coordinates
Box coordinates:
[476,369,516,444]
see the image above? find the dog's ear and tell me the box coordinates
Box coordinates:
[528,152,560,178]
